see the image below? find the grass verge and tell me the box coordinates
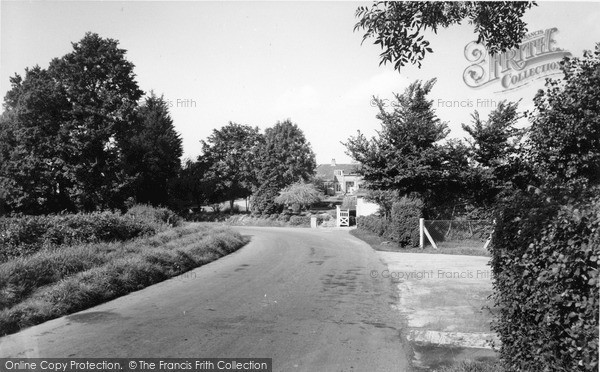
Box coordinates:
[0,223,248,336]
[350,228,490,257]
[433,360,504,372]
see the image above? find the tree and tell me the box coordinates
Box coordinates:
[199,122,263,212]
[48,32,144,211]
[0,67,75,214]
[123,92,183,206]
[527,44,600,192]
[345,79,449,192]
[461,101,528,210]
[274,182,322,212]
[169,158,219,210]
[253,119,317,213]
[355,1,535,70]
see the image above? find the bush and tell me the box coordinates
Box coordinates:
[0,211,160,262]
[490,189,599,372]
[251,186,282,215]
[125,204,181,227]
[288,215,310,227]
[357,197,422,247]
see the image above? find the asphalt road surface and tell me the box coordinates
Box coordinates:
[0,226,411,371]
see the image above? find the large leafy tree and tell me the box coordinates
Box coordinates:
[462,101,528,210]
[1,32,147,213]
[255,119,316,189]
[355,1,535,70]
[345,79,473,217]
[0,67,74,214]
[49,32,144,210]
[198,122,263,212]
[345,80,448,192]
[123,92,183,206]
[252,119,316,214]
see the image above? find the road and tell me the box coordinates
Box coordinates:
[0,226,411,371]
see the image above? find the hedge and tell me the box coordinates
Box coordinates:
[490,190,599,371]
[357,197,421,247]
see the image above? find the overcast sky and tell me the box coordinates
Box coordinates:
[2,1,599,164]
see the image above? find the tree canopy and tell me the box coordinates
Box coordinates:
[198,122,263,211]
[0,33,184,214]
[355,1,536,70]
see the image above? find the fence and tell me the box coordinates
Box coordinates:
[419,218,494,250]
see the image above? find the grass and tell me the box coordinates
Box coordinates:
[433,360,504,372]
[0,222,248,336]
[350,228,490,257]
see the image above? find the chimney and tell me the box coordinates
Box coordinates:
[331,158,336,167]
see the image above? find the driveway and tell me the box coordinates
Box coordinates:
[0,227,411,372]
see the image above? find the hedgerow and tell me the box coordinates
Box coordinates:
[357,197,421,247]
[0,205,180,262]
[490,190,599,371]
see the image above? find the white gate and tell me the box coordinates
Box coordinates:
[336,206,350,227]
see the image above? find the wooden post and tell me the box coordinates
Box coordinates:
[419,218,424,248]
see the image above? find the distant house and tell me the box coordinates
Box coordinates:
[316,159,363,196]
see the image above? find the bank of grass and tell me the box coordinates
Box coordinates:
[0,223,248,336]
[351,228,490,257]
[433,360,504,372]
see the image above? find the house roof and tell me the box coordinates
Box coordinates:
[316,163,361,181]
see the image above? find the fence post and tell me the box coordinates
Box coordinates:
[419,218,424,248]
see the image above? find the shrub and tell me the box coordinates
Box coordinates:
[277,213,291,222]
[357,197,422,247]
[289,215,310,227]
[0,212,159,262]
[125,204,181,227]
[251,186,282,215]
[490,189,599,372]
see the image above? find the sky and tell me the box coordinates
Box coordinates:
[1,1,599,164]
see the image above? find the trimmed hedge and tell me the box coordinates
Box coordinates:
[491,190,599,372]
[357,197,421,247]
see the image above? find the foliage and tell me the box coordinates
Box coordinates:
[490,46,600,372]
[527,44,600,192]
[345,79,469,216]
[385,197,423,247]
[124,204,181,227]
[461,101,529,209]
[363,189,399,218]
[0,205,179,262]
[357,197,422,247]
[255,119,316,191]
[123,92,183,206]
[0,33,182,213]
[355,1,535,70]
[0,67,75,214]
[198,122,263,210]
[250,185,282,215]
[288,215,311,227]
[357,215,389,237]
[170,159,219,209]
[48,32,144,211]
[490,190,599,372]
[0,224,248,336]
[275,182,322,211]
